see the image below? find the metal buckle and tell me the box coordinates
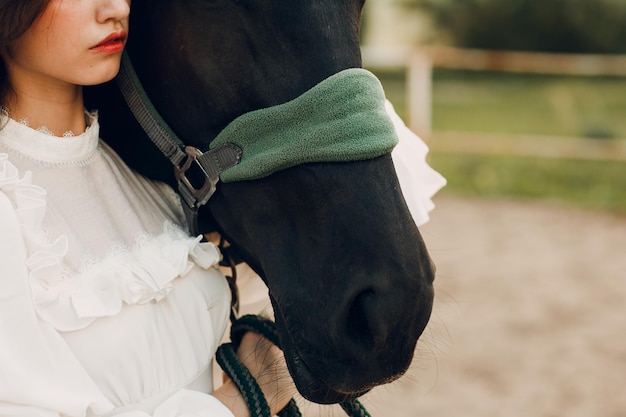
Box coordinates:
[174,146,219,210]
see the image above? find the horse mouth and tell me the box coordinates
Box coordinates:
[271,298,370,404]
[284,343,370,404]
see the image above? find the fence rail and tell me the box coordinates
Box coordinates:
[422,46,626,77]
[429,131,626,162]
[362,46,626,144]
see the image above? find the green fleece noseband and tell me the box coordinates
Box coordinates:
[210,68,399,183]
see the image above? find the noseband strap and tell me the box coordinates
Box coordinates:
[211,68,398,182]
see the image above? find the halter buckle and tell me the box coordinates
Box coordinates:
[175,146,219,210]
[174,146,220,235]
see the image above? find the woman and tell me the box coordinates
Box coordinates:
[1,1,447,416]
[0,1,295,416]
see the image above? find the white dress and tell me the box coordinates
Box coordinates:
[0,104,445,417]
[0,112,234,417]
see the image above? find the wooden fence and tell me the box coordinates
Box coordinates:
[362,46,626,148]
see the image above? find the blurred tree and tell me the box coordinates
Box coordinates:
[401,0,626,53]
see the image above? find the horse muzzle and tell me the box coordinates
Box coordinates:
[270,265,435,404]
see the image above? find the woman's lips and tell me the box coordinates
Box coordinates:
[91,31,127,54]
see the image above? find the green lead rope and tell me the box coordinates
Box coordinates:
[216,315,371,417]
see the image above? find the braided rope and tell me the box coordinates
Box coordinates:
[217,315,371,417]
[341,400,372,417]
[216,343,271,417]
[277,399,303,417]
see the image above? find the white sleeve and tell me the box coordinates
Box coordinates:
[386,100,446,226]
[0,191,114,417]
[151,390,235,417]
[100,391,234,417]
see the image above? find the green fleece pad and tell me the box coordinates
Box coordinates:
[210,68,399,183]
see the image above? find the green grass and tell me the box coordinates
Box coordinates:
[373,69,626,139]
[370,68,626,212]
[432,70,626,139]
[428,153,626,213]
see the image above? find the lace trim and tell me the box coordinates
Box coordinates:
[0,106,8,130]
[0,108,101,168]
[0,141,102,169]
[0,153,222,332]
[2,106,84,137]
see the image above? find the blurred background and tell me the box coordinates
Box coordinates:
[362,0,626,212]
[350,1,626,416]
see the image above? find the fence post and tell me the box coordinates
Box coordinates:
[408,50,433,139]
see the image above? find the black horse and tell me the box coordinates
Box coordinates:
[85,0,435,405]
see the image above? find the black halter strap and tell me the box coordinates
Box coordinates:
[114,52,372,417]
[115,51,242,235]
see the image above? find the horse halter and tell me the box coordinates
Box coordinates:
[115,51,399,235]
[115,51,390,417]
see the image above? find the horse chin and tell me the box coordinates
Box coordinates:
[271,297,370,404]
[285,347,370,404]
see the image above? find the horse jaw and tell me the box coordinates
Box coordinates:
[209,157,435,403]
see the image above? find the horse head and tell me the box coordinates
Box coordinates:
[85,0,435,404]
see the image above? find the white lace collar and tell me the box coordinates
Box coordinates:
[0,109,100,166]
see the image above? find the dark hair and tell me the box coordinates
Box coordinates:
[0,0,50,106]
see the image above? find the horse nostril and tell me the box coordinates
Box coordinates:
[345,289,377,352]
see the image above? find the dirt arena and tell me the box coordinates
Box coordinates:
[235,191,625,417]
[360,192,626,417]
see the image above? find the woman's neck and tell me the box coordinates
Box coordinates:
[5,82,86,137]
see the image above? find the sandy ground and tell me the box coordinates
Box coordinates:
[234,192,626,417]
[360,192,626,417]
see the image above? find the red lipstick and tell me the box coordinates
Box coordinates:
[91,31,127,54]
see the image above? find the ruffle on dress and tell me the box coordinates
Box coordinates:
[0,153,222,332]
